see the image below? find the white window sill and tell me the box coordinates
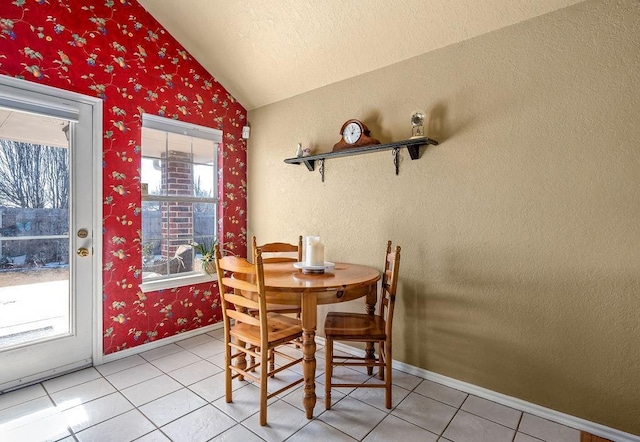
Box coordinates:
[139,271,217,293]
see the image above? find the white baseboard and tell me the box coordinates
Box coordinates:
[323,338,639,442]
[99,322,223,365]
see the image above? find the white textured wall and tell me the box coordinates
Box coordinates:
[247,0,640,434]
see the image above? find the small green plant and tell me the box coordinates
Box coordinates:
[190,239,218,274]
[142,241,155,265]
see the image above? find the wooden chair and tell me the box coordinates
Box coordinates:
[214,244,304,426]
[254,235,303,263]
[251,235,303,315]
[250,236,303,371]
[323,240,401,410]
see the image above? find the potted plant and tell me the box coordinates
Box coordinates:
[190,239,218,275]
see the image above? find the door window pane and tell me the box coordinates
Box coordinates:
[0,107,71,349]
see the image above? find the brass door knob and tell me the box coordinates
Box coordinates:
[77,247,90,257]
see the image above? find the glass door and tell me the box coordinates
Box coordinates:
[0,78,98,391]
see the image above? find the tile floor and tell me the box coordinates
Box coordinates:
[0,329,586,442]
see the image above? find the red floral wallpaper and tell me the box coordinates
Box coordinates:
[0,0,247,354]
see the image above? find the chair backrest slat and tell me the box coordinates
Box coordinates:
[252,235,303,263]
[226,309,261,327]
[224,291,259,310]
[220,276,258,294]
[218,255,257,274]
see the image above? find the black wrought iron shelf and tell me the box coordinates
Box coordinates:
[284,136,439,182]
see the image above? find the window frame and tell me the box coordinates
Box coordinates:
[138,113,221,293]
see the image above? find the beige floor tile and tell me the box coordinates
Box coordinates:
[0,384,47,411]
[105,362,163,390]
[243,399,315,442]
[75,409,155,442]
[461,395,522,429]
[140,343,184,362]
[168,359,223,386]
[210,423,265,441]
[280,377,345,412]
[414,379,468,408]
[188,339,226,358]
[95,354,146,377]
[364,414,439,442]
[514,432,545,442]
[318,396,388,440]
[161,404,236,442]
[391,391,457,434]
[175,333,217,349]
[50,377,116,410]
[42,367,101,394]
[519,413,581,442]
[212,383,278,422]
[150,350,201,373]
[136,430,172,441]
[289,420,357,441]
[206,328,225,340]
[390,369,423,391]
[139,388,206,427]
[0,402,71,441]
[62,392,133,432]
[121,374,183,407]
[347,378,411,411]
[442,410,515,442]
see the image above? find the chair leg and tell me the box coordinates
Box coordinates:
[325,337,333,410]
[378,340,384,380]
[225,340,233,403]
[365,341,375,375]
[260,347,269,426]
[385,341,392,409]
[269,349,275,377]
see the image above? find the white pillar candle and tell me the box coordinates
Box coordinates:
[305,236,324,266]
[310,241,324,266]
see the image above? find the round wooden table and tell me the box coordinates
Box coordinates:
[253,261,381,419]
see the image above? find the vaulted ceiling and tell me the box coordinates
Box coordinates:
[138,0,584,111]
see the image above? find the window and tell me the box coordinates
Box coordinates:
[140,114,221,291]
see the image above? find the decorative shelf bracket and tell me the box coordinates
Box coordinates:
[284,136,439,181]
[302,159,315,171]
[318,159,325,182]
[392,148,399,175]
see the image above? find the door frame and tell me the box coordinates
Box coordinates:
[0,75,104,372]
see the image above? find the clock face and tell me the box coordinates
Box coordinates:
[343,121,362,144]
